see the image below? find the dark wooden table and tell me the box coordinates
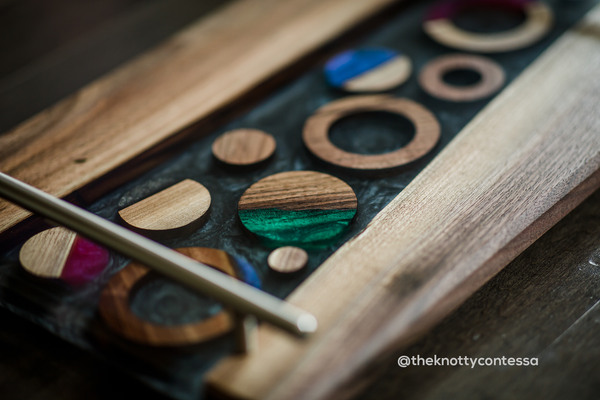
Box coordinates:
[1,1,599,399]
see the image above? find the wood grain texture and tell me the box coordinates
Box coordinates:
[303,96,440,173]
[0,0,397,235]
[19,227,76,278]
[238,171,357,211]
[207,5,600,399]
[423,1,553,53]
[212,129,276,166]
[418,54,505,102]
[98,247,238,347]
[343,55,412,92]
[268,247,308,273]
[118,179,210,238]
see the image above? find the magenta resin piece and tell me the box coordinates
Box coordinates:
[60,236,110,285]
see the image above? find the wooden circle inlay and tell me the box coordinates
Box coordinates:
[268,247,308,273]
[419,54,505,102]
[19,227,109,285]
[98,247,241,346]
[303,95,440,174]
[423,0,553,53]
[324,48,412,92]
[238,171,357,248]
[212,129,276,166]
[118,179,211,239]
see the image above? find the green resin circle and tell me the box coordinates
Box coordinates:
[238,171,358,248]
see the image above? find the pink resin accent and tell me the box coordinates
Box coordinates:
[425,0,533,21]
[60,236,109,285]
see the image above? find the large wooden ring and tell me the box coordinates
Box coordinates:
[423,0,553,53]
[419,54,505,102]
[302,95,440,173]
[98,247,239,346]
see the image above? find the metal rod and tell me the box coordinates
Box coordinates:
[0,172,317,337]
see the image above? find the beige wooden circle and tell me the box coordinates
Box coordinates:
[302,95,440,172]
[268,247,309,273]
[212,129,276,166]
[19,227,76,278]
[423,1,553,53]
[118,179,211,239]
[418,54,505,102]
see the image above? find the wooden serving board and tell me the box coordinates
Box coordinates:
[0,0,398,235]
[2,0,600,399]
[206,5,600,399]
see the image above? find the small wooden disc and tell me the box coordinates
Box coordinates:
[212,129,276,166]
[118,179,211,239]
[98,247,240,346]
[19,227,109,284]
[238,171,357,248]
[302,95,440,174]
[423,0,553,53]
[268,247,308,273]
[324,48,412,92]
[418,54,505,102]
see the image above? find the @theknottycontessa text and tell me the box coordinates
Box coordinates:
[397,355,538,368]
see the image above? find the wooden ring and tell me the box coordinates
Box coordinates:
[302,95,440,173]
[418,54,505,102]
[98,247,239,347]
[423,0,553,53]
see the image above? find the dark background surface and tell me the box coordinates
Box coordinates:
[1,0,599,399]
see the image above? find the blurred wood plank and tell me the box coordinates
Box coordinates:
[206,5,600,399]
[0,0,228,133]
[0,0,397,234]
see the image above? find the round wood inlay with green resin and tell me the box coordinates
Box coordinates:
[238,171,357,248]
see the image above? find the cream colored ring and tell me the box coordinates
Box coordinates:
[423,1,553,53]
[302,95,440,173]
[419,54,505,102]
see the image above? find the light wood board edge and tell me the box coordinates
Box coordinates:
[0,0,397,234]
[206,5,600,400]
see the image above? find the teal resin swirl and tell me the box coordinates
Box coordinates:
[238,208,356,249]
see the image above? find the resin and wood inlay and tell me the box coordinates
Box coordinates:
[118,179,211,239]
[268,247,308,273]
[423,0,554,53]
[19,227,109,285]
[324,48,412,92]
[212,129,276,167]
[99,247,253,346]
[238,171,357,248]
